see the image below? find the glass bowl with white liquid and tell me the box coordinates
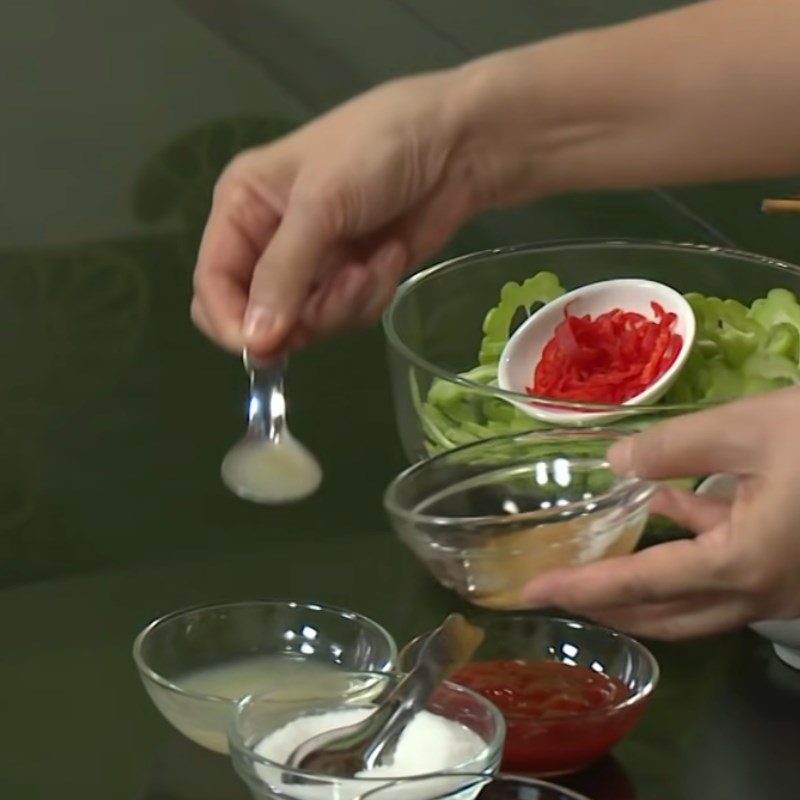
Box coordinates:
[229,672,505,800]
[133,600,397,754]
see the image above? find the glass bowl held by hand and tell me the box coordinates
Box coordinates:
[133,600,397,754]
[384,239,800,461]
[400,615,659,776]
[384,429,655,610]
[229,673,505,800]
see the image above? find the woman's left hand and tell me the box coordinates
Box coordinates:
[523,387,800,639]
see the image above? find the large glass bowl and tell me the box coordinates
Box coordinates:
[383,239,800,461]
[399,615,658,776]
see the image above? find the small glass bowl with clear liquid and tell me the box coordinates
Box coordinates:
[384,429,655,610]
[132,600,397,754]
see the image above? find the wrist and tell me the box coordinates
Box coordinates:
[444,36,591,208]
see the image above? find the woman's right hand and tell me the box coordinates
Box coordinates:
[191,69,489,358]
[194,0,800,359]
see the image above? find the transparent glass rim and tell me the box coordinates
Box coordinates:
[359,771,593,800]
[383,428,655,529]
[398,615,660,719]
[382,237,800,414]
[132,599,398,704]
[229,672,506,783]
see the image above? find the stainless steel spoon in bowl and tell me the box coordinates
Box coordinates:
[288,613,485,777]
[220,351,322,504]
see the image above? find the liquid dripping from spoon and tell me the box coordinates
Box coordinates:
[220,352,322,504]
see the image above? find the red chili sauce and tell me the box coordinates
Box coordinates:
[452,660,645,774]
[530,302,682,404]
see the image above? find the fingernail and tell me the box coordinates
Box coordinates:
[608,438,636,477]
[244,305,280,342]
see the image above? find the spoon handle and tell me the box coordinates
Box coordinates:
[361,614,484,769]
[243,351,287,441]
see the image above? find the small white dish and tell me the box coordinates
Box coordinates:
[498,279,696,425]
[697,473,800,670]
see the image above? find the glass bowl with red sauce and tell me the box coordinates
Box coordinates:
[400,614,658,777]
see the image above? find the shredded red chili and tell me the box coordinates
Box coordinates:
[529,301,683,404]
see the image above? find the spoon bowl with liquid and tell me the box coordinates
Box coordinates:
[221,352,322,504]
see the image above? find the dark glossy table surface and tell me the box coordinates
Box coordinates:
[2,3,800,799]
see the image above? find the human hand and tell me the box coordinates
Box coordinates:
[522,387,800,639]
[191,70,484,357]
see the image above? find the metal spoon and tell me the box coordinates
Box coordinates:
[220,351,322,504]
[288,613,484,777]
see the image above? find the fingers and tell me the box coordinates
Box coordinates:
[523,390,800,640]
[244,194,342,357]
[289,173,473,344]
[300,263,372,335]
[587,593,752,640]
[649,486,730,533]
[358,241,409,323]
[286,174,473,345]
[192,273,249,352]
[190,297,217,342]
[296,241,407,342]
[522,532,731,610]
[195,140,471,354]
[214,179,407,355]
[285,324,314,352]
[193,170,282,350]
[607,402,761,481]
